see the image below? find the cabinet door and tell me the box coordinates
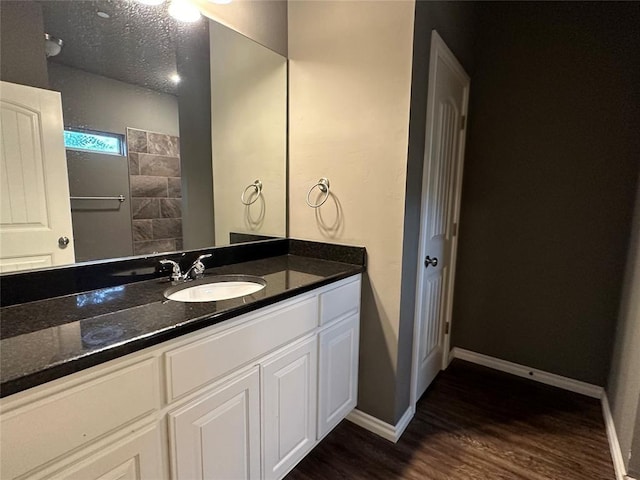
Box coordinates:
[317,314,360,440]
[45,424,164,480]
[169,366,260,480]
[262,336,318,480]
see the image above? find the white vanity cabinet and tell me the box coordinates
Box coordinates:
[0,274,361,480]
[169,367,261,480]
[0,357,164,480]
[39,424,165,480]
[262,336,318,480]
[317,314,360,440]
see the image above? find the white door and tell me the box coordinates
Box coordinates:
[0,81,74,272]
[317,314,359,440]
[413,31,470,401]
[262,336,317,480]
[169,366,261,480]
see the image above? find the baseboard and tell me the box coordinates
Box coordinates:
[450,347,604,399]
[450,348,633,477]
[346,406,414,443]
[602,393,630,480]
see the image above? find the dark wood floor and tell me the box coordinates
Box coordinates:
[287,360,614,480]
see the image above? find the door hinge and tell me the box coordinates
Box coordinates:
[460,115,466,130]
[445,322,450,335]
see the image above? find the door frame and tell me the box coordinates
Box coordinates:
[409,30,470,410]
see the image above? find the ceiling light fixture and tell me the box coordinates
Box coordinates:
[168,0,201,22]
[209,0,233,4]
[96,11,111,19]
[170,73,181,84]
[44,33,64,58]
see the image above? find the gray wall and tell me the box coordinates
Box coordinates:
[396,1,478,423]
[608,171,640,475]
[0,1,48,89]
[48,63,179,137]
[66,150,133,262]
[176,21,215,250]
[451,3,640,385]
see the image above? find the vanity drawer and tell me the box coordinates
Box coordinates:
[319,277,361,326]
[165,296,318,401]
[0,358,159,479]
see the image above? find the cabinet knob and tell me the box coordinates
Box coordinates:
[58,236,70,248]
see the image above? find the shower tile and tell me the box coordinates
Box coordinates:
[132,220,153,241]
[171,135,180,155]
[133,239,175,255]
[128,152,139,175]
[148,133,179,157]
[130,176,168,198]
[132,198,160,219]
[168,177,182,198]
[139,154,180,177]
[160,199,182,218]
[152,218,182,239]
[127,128,147,154]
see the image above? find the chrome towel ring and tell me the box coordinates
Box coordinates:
[241,180,262,205]
[306,178,330,208]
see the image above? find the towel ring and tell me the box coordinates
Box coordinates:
[306,178,330,208]
[241,180,262,205]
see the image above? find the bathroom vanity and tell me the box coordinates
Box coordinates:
[0,242,364,480]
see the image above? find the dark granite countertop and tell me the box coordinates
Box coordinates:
[0,255,363,398]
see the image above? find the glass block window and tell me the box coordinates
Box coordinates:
[64,129,125,156]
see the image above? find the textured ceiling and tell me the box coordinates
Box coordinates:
[40,0,208,95]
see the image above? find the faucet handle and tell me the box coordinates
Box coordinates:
[187,254,212,279]
[159,259,183,281]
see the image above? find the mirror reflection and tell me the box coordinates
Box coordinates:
[0,0,287,273]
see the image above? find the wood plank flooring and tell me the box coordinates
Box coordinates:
[286,360,614,480]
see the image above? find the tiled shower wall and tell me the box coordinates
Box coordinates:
[127,127,183,255]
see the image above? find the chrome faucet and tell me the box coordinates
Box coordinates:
[183,254,212,280]
[159,254,212,282]
[159,259,183,281]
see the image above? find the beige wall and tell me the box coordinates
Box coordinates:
[608,173,640,473]
[210,22,287,245]
[288,0,415,423]
[194,0,287,56]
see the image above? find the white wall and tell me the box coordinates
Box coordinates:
[288,0,415,423]
[608,173,640,473]
[210,22,287,245]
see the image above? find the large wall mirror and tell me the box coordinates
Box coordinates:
[0,0,287,273]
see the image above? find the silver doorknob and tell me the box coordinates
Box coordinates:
[58,236,70,248]
[424,256,438,268]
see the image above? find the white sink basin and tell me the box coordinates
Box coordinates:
[164,275,266,302]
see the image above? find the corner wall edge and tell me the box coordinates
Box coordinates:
[346,406,414,443]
